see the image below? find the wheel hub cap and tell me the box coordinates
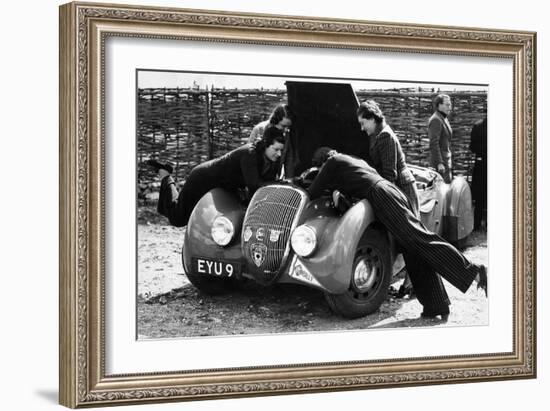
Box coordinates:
[353,255,378,292]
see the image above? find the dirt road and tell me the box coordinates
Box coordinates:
[137,216,488,339]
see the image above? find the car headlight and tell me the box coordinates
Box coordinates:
[211,215,234,246]
[291,225,317,257]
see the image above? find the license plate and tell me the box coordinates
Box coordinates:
[192,257,240,278]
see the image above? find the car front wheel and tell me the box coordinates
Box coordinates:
[324,229,392,319]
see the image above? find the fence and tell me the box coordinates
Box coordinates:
[357,89,487,180]
[137,87,487,198]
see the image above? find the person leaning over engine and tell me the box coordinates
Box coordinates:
[149,126,285,228]
[307,147,487,320]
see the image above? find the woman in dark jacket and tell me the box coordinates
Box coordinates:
[357,100,419,216]
[357,100,420,297]
[151,126,285,227]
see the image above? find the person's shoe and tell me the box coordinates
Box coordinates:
[396,284,416,298]
[396,273,416,299]
[420,306,450,322]
[146,159,174,174]
[476,265,488,297]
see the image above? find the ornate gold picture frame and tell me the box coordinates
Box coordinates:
[59,1,536,407]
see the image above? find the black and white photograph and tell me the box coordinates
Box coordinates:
[136,70,488,339]
[2,0,545,409]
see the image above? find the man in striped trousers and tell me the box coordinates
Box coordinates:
[307,148,487,320]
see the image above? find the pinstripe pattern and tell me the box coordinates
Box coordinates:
[369,124,415,187]
[368,124,419,217]
[399,181,420,218]
[368,181,479,293]
[307,154,482,312]
[402,252,450,311]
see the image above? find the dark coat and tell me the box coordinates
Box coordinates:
[368,123,415,186]
[158,143,280,227]
[469,117,487,228]
[367,123,419,216]
[470,118,487,166]
[195,143,280,193]
[307,153,384,200]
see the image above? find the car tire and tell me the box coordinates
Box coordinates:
[324,228,392,319]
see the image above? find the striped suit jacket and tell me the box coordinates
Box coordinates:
[368,123,415,188]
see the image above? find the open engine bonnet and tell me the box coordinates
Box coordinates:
[283,81,369,177]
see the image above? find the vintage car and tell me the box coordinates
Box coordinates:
[181,81,473,318]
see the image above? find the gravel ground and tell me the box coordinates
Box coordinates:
[137,210,488,339]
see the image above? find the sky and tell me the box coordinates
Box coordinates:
[137,70,488,92]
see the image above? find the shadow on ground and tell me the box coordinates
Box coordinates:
[137,280,413,339]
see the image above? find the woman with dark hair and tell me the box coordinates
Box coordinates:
[149,127,285,227]
[248,104,294,144]
[357,100,419,297]
[357,100,419,216]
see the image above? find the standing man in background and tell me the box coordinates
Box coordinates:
[470,117,487,230]
[428,94,453,183]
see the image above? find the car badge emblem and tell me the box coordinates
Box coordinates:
[243,226,253,242]
[270,229,281,242]
[256,227,265,241]
[251,243,267,267]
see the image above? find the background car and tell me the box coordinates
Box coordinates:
[182,81,473,318]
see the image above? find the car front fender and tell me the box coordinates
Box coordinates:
[182,188,246,273]
[294,199,380,294]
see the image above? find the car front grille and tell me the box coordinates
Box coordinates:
[242,185,307,284]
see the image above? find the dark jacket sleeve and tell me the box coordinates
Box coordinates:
[307,158,336,199]
[239,149,263,193]
[470,122,482,155]
[376,132,398,183]
[428,117,444,167]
